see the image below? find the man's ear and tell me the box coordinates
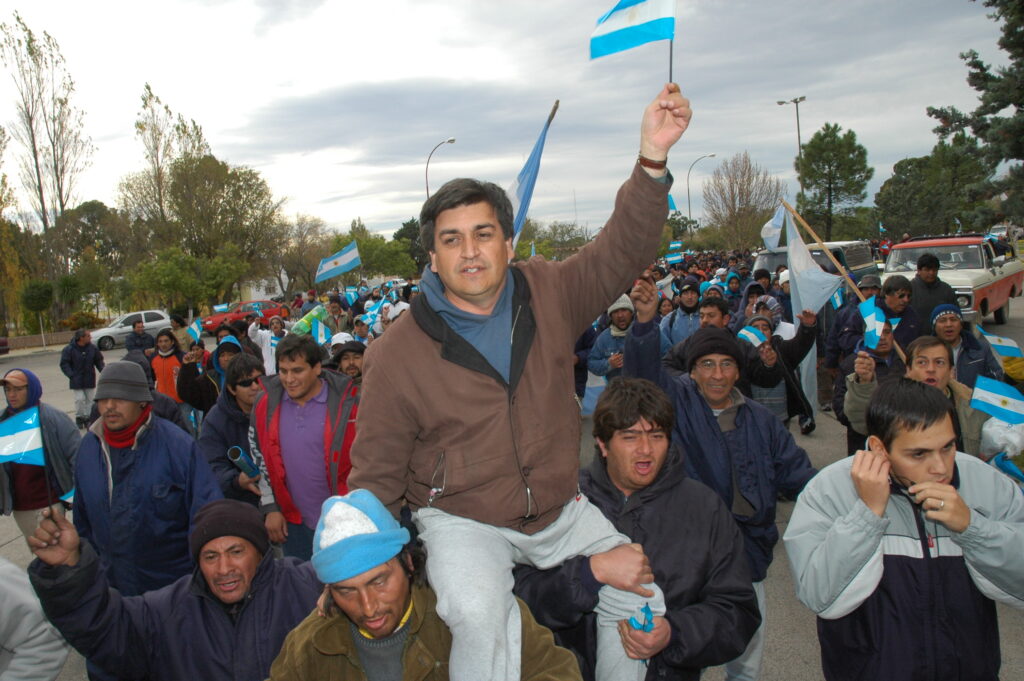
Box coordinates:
[595,437,610,460]
[428,250,438,273]
[866,434,887,457]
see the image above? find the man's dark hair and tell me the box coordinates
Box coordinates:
[155,328,180,352]
[133,319,145,329]
[698,297,731,317]
[906,335,954,367]
[214,323,236,339]
[226,352,266,388]
[917,253,940,270]
[73,328,88,341]
[275,332,322,367]
[866,377,954,449]
[592,377,675,445]
[753,268,770,283]
[170,314,186,327]
[419,178,514,252]
[882,274,912,296]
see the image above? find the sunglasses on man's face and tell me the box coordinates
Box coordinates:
[235,376,263,388]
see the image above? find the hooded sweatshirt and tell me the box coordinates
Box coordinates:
[419,265,514,382]
[2,369,54,510]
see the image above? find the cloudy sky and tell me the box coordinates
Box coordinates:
[0,0,1007,237]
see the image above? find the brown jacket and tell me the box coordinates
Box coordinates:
[349,165,669,533]
[268,583,582,681]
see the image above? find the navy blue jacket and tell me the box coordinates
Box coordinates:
[954,330,1003,389]
[625,321,816,581]
[514,450,760,681]
[124,331,155,354]
[199,388,259,505]
[30,544,321,681]
[60,340,105,389]
[74,415,222,596]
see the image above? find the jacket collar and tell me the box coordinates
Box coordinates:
[585,442,686,511]
[410,266,536,392]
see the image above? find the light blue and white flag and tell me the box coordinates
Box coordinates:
[344,286,359,306]
[761,205,785,250]
[187,318,203,342]
[590,0,675,59]
[362,298,387,329]
[971,376,1024,425]
[59,488,74,503]
[311,318,331,346]
[879,221,886,235]
[954,216,962,234]
[213,303,229,313]
[738,326,768,346]
[829,288,844,310]
[978,326,1024,357]
[531,241,536,257]
[859,298,886,350]
[668,195,677,213]
[786,210,843,414]
[665,252,683,265]
[0,406,44,467]
[510,102,559,246]
[669,240,683,251]
[315,241,361,283]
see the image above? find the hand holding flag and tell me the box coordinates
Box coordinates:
[738,326,768,346]
[640,83,692,162]
[187,318,203,343]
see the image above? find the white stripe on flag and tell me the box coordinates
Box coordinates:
[0,407,45,466]
[738,326,767,346]
[970,376,1024,425]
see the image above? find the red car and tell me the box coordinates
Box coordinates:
[201,300,290,334]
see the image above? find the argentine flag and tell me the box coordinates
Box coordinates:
[761,205,785,250]
[829,288,844,310]
[978,326,1023,358]
[665,252,683,265]
[971,376,1024,425]
[316,242,361,283]
[669,240,683,251]
[591,0,676,60]
[738,326,768,346]
[311,318,331,346]
[510,102,559,246]
[859,298,886,350]
[363,298,388,329]
[344,286,359,306]
[213,303,230,313]
[0,406,45,466]
[187,318,203,342]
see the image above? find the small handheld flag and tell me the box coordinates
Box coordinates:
[315,241,361,283]
[669,240,683,251]
[738,326,768,346]
[629,602,654,632]
[187,319,203,342]
[859,298,886,350]
[668,195,677,213]
[665,252,683,265]
[829,288,844,310]
[213,303,230,313]
[591,0,675,60]
[311,318,331,345]
[0,406,44,466]
[978,326,1023,358]
[971,376,1024,425]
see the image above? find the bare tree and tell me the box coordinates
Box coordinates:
[271,214,334,293]
[702,152,785,248]
[0,12,92,240]
[133,83,176,224]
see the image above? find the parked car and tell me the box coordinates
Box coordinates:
[201,300,291,334]
[753,240,880,284]
[92,310,172,351]
[883,234,1024,324]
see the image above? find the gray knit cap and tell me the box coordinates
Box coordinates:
[94,361,153,403]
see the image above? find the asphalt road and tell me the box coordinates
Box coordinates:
[3,301,1024,680]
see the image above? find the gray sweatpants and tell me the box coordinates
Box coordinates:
[414,494,666,681]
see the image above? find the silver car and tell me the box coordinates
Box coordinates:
[92,310,172,351]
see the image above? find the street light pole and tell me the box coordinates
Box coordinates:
[686,153,716,222]
[425,137,456,198]
[777,96,806,191]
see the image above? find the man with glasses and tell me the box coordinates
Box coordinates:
[624,279,816,681]
[842,335,1007,460]
[199,353,266,506]
[838,275,922,356]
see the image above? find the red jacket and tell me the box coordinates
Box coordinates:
[252,371,359,524]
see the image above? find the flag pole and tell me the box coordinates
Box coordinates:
[669,39,673,83]
[781,199,906,362]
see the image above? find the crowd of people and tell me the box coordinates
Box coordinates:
[1,84,1023,681]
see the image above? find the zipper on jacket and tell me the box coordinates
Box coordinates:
[508,303,535,524]
[428,452,446,506]
[904,490,938,680]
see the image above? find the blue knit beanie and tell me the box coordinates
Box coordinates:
[930,303,962,328]
[311,490,410,585]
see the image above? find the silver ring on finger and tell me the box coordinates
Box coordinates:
[938,499,945,510]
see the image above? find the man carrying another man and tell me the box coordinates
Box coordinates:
[350,84,692,680]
